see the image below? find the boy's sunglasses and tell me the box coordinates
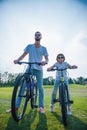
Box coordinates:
[58,56,64,59]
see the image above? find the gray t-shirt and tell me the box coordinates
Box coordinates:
[24,44,48,70]
[54,62,71,80]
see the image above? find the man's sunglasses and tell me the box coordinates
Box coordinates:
[35,33,41,37]
[58,56,64,59]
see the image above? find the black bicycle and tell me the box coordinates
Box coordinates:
[11,61,41,122]
[49,68,74,126]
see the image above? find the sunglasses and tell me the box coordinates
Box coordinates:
[58,56,64,59]
[35,33,41,37]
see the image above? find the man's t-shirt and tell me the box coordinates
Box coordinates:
[24,44,48,70]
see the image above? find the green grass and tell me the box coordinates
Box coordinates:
[0,84,87,130]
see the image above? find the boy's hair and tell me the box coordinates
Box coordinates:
[56,53,65,61]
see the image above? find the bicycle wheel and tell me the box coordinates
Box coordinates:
[30,82,38,109]
[11,74,29,122]
[59,83,67,126]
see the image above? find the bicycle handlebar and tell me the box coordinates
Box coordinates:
[48,67,77,72]
[17,61,41,65]
[49,68,68,71]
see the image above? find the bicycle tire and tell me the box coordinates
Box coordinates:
[30,82,38,108]
[11,74,29,122]
[59,83,67,126]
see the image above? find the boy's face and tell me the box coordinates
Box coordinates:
[57,55,64,63]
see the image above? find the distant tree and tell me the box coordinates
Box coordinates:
[76,77,85,85]
[68,78,74,84]
[48,76,54,85]
[84,78,87,85]
[73,78,78,84]
[43,76,54,85]
[2,71,8,83]
[0,71,87,87]
[7,73,17,86]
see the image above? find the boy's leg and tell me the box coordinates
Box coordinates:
[51,79,59,104]
[50,80,59,112]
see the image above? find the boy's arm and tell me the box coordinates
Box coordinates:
[71,65,78,69]
[13,52,28,64]
[68,64,78,69]
[47,64,55,71]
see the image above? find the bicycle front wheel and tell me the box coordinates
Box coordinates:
[59,83,67,126]
[11,74,29,122]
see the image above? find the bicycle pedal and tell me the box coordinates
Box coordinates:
[34,105,38,108]
[68,100,74,104]
[54,99,60,102]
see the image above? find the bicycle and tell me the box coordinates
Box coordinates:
[48,67,74,126]
[11,61,41,122]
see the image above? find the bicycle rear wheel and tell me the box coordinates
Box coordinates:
[11,74,29,122]
[31,83,38,108]
[59,83,67,126]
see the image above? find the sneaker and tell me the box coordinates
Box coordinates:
[6,109,12,113]
[50,104,54,112]
[6,108,18,113]
[39,107,45,114]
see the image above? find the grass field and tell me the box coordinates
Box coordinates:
[0,84,87,130]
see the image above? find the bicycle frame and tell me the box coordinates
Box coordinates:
[58,69,69,104]
[51,68,69,102]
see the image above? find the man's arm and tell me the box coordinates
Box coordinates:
[13,52,28,64]
[41,55,49,66]
[45,55,49,63]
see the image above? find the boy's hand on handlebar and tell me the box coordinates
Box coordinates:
[72,65,78,69]
[47,68,51,71]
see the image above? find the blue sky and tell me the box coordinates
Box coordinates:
[0,0,87,78]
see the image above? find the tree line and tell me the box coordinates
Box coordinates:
[0,71,87,87]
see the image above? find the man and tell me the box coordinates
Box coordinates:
[7,31,49,113]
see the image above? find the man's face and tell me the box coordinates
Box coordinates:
[35,32,42,41]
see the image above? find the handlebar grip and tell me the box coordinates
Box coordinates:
[17,62,22,65]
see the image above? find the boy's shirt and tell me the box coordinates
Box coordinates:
[54,62,71,80]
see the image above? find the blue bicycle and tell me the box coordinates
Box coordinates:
[11,62,41,122]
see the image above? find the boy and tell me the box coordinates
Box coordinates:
[47,53,77,115]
